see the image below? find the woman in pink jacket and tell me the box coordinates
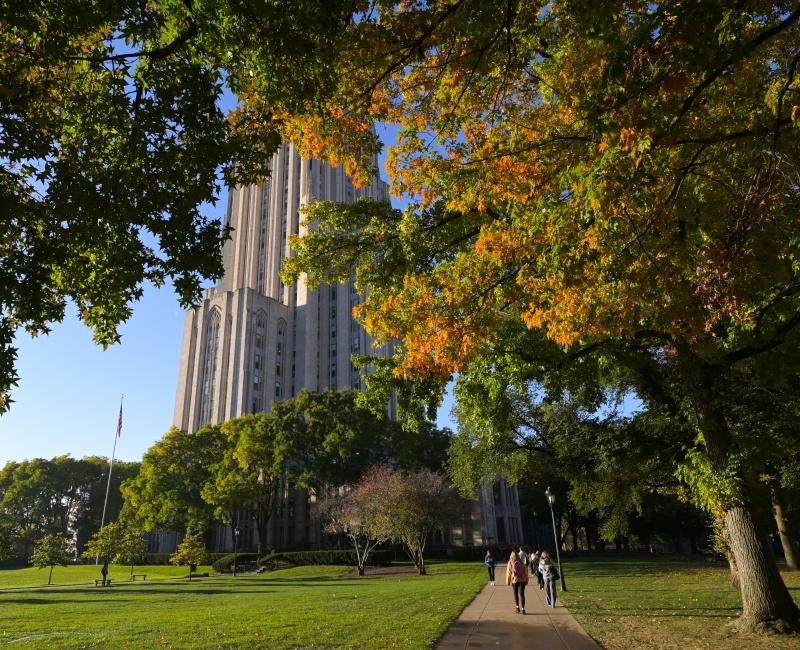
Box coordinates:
[505,550,529,614]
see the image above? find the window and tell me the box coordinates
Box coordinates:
[198,308,221,425]
[274,319,286,399]
[252,311,267,412]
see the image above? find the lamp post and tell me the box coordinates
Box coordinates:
[545,487,567,592]
[233,526,240,577]
[532,510,539,548]
[256,468,265,556]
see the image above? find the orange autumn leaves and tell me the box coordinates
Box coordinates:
[284,1,800,380]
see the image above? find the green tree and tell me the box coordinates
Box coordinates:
[73,458,140,555]
[30,532,72,585]
[81,520,145,580]
[0,0,368,412]
[170,531,208,581]
[284,1,800,629]
[201,414,283,554]
[115,524,147,581]
[0,455,138,557]
[81,521,120,564]
[121,425,225,535]
[202,390,415,553]
[0,516,15,562]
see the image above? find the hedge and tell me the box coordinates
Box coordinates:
[256,549,394,570]
[212,553,261,573]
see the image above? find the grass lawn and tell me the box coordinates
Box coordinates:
[0,564,213,589]
[0,562,485,648]
[558,556,800,649]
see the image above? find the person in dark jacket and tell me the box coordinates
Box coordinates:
[484,549,496,585]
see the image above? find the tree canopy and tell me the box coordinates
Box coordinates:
[282,0,800,633]
[0,455,138,558]
[0,0,372,411]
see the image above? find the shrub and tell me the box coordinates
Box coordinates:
[212,553,260,573]
[256,549,394,570]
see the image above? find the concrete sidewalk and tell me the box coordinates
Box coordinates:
[436,581,600,649]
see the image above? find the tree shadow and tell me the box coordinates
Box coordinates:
[0,597,133,605]
[567,605,741,619]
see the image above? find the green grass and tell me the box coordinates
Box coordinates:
[558,556,800,649]
[0,562,485,649]
[0,564,213,589]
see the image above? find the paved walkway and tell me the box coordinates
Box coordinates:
[437,582,600,649]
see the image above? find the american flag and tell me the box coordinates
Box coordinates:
[116,400,123,438]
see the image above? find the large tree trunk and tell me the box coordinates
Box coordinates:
[688,364,800,633]
[770,477,800,571]
[712,512,740,587]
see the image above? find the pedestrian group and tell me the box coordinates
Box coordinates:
[485,545,560,614]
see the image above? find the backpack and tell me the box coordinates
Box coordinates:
[512,559,526,582]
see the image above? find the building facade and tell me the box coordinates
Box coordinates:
[171,143,522,552]
[174,143,393,432]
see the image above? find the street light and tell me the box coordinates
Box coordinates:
[233,526,240,577]
[256,469,265,556]
[545,487,567,592]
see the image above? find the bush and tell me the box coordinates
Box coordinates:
[212,553,260,573]
[423,546,488,561]
[256,549,394,570]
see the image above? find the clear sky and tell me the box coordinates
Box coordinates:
[0,125,457,467]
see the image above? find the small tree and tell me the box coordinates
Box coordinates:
[170,531,208,581]
[320,466,395,576]
[82,521,122,565]
[0,517,15,562]
[115,524,147,581]
[30,533,72,585]
[387,468,461,576]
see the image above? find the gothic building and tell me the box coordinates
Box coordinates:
[170,142,522,552]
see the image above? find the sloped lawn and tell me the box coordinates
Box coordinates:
[0,562,485,648]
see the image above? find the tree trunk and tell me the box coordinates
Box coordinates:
[728,555,741,589]
[770,478,800,571]
[48,564,54,585]
[687,363,799,633]
[570,515,579,551]
[725,541,741,589]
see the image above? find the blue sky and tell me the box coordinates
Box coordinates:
[0,124,457,466]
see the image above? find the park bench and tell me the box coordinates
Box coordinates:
[94,579,111,587]
[132,574,147,581]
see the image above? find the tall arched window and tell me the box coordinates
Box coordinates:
[257,182,270,295]
[275,319,286,399]
[252,310,267,413]
[199,308,221,425]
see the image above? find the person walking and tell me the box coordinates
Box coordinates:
[484,549,496,586]
[518,545,529,568]
[505,550,529,614]
[539,550,559,608]
[532,548,544,590]
[100,559,109,587]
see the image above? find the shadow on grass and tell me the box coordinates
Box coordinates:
[569,606,740,619]
[0,587,285,598]
[0,597,134,605]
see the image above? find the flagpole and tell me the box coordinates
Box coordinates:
[97,395,123,564]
